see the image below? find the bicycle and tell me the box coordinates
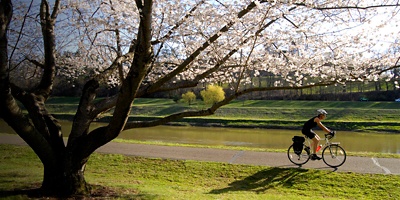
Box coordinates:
[287,131,347,168]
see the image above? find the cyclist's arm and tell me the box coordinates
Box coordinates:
[315,117,331,133]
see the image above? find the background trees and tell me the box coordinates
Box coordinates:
[201,85,225,105]
[181,91,196,105]
[1,0,400,197]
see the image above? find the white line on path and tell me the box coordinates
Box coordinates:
[371,157,391,174]
[229,151,245,164]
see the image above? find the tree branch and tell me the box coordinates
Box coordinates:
[37,0,59,98]
[8,0,33,69]
[25,57,45,69]
[378,64,400,75]
[293,2,400,10]
[151,0,205,45]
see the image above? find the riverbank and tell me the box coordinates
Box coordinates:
[46,98,400,133]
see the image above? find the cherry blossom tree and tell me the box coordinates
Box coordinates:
[1,0,400,197]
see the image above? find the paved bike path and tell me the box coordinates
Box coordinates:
[1,134,399,175]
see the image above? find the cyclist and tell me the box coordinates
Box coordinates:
[302,109,332,160]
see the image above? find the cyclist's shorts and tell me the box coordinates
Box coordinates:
[302,129,316,139]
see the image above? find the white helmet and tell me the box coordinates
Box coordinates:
[317,109,328,115]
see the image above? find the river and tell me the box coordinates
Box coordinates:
[1,120,399,154]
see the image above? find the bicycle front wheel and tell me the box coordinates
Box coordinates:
[287,144,310,166]
[322,144,346,168]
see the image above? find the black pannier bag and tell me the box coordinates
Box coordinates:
[292,136,305,155]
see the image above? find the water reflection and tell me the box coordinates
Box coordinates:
[1,120,399,154]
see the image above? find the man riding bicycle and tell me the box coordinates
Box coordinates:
[302,109,333,160]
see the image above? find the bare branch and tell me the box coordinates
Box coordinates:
[25,57,45,69]
[151,0,206,45]
[378,64,400,75]
[293,2,400,10]
[9,0,34,69]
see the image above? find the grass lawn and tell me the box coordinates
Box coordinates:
[1,144,399,200]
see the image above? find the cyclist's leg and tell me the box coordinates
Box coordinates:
[312,133,320,153]
[302,130,319,154]
[303,129,321,160]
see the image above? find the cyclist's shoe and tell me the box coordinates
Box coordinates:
[310,154,322,161]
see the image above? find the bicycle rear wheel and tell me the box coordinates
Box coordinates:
[287,144,310,166]
[322,144,346,168]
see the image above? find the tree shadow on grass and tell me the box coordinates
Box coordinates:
[0,184,154,199]
[209,167,313,194]
[0,186,63,200]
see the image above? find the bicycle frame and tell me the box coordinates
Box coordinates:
[305,133,339,153]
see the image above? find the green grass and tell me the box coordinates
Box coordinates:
[1,144,399,200]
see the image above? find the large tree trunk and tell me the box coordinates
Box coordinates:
[39,79,105,196]
[40,158,90,196]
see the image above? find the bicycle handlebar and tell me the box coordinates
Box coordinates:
[325,131,336,139]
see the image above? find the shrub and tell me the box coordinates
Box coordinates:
[181,91,196,105]
[172,95,180,103]
[200,85,225,105]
